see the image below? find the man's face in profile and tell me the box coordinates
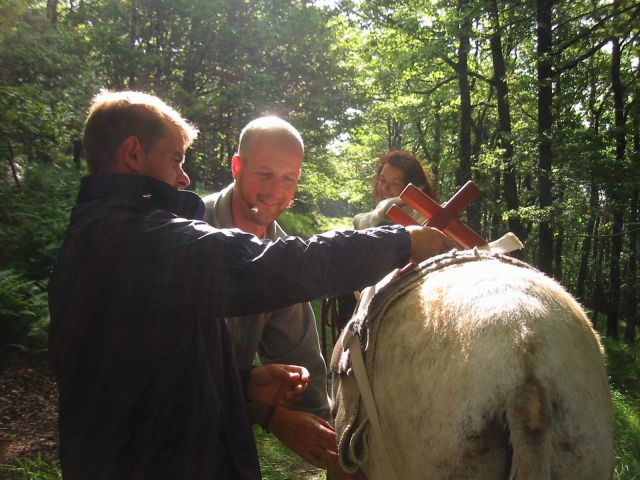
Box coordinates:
[136,126,190,189]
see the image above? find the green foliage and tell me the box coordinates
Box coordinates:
[0,453,61,480]
[277,210,353,238]
[0,163,79,359]
[277,211,321,238]
[0,270,49,357]
[0,163,81,280]
[0,4,96,163]
[314,215,353,232]
[68,0,356,193]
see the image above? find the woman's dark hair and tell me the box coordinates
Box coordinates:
[372,150,438,202]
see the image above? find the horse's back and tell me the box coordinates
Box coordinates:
[366,258,613,479]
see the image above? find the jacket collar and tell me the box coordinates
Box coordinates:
[77,173,205,220]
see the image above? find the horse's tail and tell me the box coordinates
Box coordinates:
[505,376,552,480]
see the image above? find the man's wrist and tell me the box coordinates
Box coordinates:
[261,405,277,432]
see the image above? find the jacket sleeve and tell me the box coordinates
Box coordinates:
[159,220,411,319]
[353,197,402,229]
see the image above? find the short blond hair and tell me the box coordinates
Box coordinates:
[237,116,304,160]
[83,90,199,174]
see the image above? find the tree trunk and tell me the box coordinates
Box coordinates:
[414,119,430,164]
[607,31,625,339]
[624,77,639,343]
[6,141,21,190]
[591,216,605,325]
[73,139,82,170]
[488,0,524,243]
[47,0,58,27]
[433,110,442,178]
[456,0,479,230]
[387,118,402,150]
[577,58,604,305]
[536,0,554,275]
[490,169,502,240]
[182,14,205,94]
[576,180,598,303]
[128,0,138,89]
[624,232,637,343]
[554,183,565,281]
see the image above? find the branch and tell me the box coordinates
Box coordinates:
[555,1,640,55]
[406,75,457,96]
[555,38,610,75]
[518,104,536,124]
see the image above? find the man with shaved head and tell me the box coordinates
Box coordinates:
[203,116,349,476]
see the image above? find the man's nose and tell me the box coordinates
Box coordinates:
[176,170,190,189]
[263,177,288,196]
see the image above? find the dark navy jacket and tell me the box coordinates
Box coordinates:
[48,173,411,479]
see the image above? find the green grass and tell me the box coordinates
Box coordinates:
[612,388,640,480]
[0,454,61,480]
[604,337,640,480]
[254,427,325,480]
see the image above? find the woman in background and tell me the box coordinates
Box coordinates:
[328,150,439,333]
[354,150,438,229]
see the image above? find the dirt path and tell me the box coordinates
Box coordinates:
[0,364,58,465]
[0,364,325,479]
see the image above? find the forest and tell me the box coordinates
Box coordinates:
[0,0,639,478]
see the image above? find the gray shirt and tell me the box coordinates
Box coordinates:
[353,197,425,229]
[202,183,331,425]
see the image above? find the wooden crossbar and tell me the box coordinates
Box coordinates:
[386,180,488,249]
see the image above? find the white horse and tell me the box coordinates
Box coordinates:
[332,250,614,480]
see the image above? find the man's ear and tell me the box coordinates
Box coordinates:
[231,154,243,179]
[117,136,145,173]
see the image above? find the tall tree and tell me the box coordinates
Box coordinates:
[607,6,625,338]
[487,0,525,242]
[536,0,555,275]
[623,56,639,343]
[47,0,58,26]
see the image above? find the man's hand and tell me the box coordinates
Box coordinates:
[327,459,368,480]
[248,364,309,408]
[268,408,368,478]
[268,408,338,469]
[406,225,457,264]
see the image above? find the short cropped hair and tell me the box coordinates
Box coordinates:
[83,90,199,174]
[373,150,438,202]
[237,116,304,161]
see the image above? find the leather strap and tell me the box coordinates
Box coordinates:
[344,329,401,480]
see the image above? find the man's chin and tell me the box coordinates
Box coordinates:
[249,209,278,226]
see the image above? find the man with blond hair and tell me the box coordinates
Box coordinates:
[49,90,454,479]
